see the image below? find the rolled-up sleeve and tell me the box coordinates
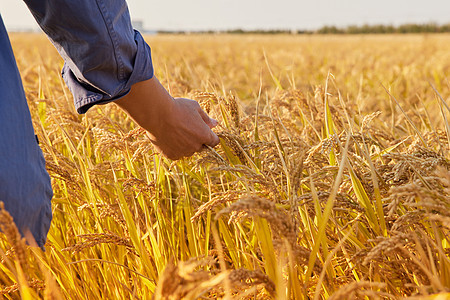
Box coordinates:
[24,0,154,114]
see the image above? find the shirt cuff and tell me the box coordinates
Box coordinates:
[62,30,154,114]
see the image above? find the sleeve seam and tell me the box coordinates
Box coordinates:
[95,0,126,84]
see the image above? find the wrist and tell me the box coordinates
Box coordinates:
[115,77,174,135]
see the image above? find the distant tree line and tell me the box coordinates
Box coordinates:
[156,29,304,35]
[157,23,450,35]
[316,23,450,34]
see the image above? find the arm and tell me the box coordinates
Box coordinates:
[24,0,150,113]
[24,0,219,159]
[116,77,219,159]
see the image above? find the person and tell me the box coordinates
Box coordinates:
[0,0,220,248]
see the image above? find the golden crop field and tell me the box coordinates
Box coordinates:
[1,33,450,299]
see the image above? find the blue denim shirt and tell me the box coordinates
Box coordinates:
[24,0,154,113]
[0,1,153,247]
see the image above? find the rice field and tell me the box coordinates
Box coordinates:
[1,33,450,299]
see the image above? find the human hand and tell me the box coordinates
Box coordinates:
[145,97,219,159]
[115,77,219,160]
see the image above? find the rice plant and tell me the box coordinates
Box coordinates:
[1,33,449,299]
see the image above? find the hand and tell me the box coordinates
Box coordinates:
[115,77,220,160]
[147,97,219,159]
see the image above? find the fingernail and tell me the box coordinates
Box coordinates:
[210,118,218,127]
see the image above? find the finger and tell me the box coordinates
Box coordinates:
[205,131,220,148]
[197,107,218,129]
[208,118,218,129]
[183,151,196,158]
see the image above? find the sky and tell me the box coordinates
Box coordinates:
[1,0,450,32]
